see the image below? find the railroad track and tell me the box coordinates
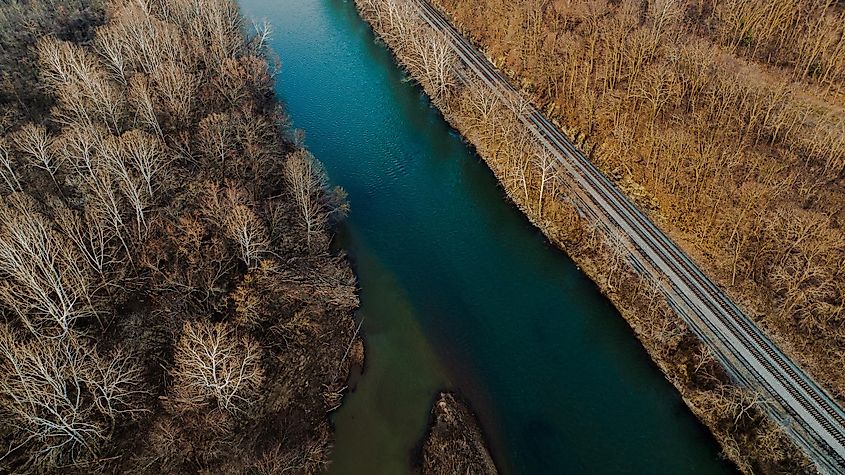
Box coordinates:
[408,0,845,471]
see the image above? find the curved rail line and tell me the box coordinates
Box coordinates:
[407,0,845,471]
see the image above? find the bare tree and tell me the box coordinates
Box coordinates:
[150,62,196,128]
[199,184,269,267]
[11,124,62,190]
[37,37,125,132]
[195,0,245,66]
[222,203,269,267]
[0,138,22,192]
[534,148,558,216]
[171,321,264,414]
[55,125,101,179]
[247,18,272,55]
[78,157,133,256]
[36,36,97,89]
[419,31,456,100]
[460,78,500,144]
[93,22,130,85]
[53,205,121,278]
[100,136,150,240]
[127,75,162,138]
[234,108,283,193]
[603,227,629,288]
[0,194,95,338]
[0,328,145,470]
[647,0,682,57]
[284,150,329,250]
[119,130,166,198]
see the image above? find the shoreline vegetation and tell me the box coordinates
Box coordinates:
[354,0,815,472]
[0,0,360,472]
[417,392,498,475]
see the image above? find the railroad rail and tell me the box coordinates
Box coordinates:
[408,0,845,471]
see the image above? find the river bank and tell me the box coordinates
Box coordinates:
[418,392,498,474]
[353,0,809,472]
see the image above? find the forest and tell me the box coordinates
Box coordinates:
[431,0,845,406]
[0,0,360,472]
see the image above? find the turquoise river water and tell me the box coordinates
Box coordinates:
[237,0,738,473]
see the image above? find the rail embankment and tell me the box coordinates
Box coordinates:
[433,0,845,431]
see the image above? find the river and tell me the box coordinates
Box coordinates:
[236,0,737,473]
